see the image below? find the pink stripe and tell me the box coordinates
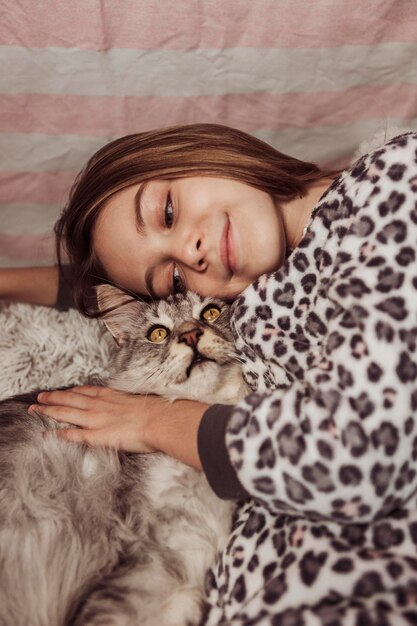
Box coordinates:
[1,84,417,137]
[0,233,54,261]
[0,0,415,50]
[0,172,75,205]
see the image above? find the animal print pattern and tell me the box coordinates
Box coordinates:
[203,133,417,624]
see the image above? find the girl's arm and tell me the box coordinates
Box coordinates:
[0,266,60,307]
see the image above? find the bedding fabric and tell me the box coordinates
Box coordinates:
[202,133,417,625]
[1,135,417,623]
[1,0,417,267]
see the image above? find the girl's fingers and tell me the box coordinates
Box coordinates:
[37,388,100,409]
[67,385,106,397]
[29,403,93,426]
[32,386,135,430]
[66,386,128,402]
[52,428,107,446]
[37,386,122,406]
[31,388,159,452]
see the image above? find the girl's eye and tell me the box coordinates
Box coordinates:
[201,304,221,322]
[172,265,185,295]
[164,193,174,228]
[147,326,169,343]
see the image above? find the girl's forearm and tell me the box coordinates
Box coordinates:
[0,266,59,307]
[146,399,208,470]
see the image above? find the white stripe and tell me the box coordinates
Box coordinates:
[0,203,60,234]
[1,118,417,173]
[1,43,417,97]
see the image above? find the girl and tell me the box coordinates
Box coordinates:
[2,124,417,624]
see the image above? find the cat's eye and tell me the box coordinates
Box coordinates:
[201,304,221,322]
[147,326,169,343]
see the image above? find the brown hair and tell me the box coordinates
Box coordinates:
[55,123,332,316]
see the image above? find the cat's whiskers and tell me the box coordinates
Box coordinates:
[142,367,166,385]
[145,359,191,387]
[223,349,245,364]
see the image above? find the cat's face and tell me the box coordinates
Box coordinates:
[96,285,243,403]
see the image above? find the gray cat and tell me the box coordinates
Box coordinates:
[0,286,247,626]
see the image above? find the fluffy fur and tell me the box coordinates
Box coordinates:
[0,288,247,626]
[0,302,111,400]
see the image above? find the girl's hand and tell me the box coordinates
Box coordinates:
[29,386,158,452]
[29,386,207,469]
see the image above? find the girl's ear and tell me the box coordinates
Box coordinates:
[95,284,144,345]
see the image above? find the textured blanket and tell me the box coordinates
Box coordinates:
[0,303,110,400]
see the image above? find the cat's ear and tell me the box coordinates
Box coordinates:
[95,284,143,346]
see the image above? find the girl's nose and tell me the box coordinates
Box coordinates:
[180,233,207,270]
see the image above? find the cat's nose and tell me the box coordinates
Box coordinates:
[178,324,203,348]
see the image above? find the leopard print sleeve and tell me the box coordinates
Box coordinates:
[226,132,417,523]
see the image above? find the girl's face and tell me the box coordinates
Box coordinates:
[93,176,286,300]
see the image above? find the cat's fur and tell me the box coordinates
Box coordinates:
[0,287,247,626]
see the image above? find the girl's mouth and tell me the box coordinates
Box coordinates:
[220,219,236,276]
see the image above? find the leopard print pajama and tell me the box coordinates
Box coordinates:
[204,133,417,625]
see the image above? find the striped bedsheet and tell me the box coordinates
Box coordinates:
[1,0,416,267]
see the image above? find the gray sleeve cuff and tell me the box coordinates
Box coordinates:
[56,265,75,311]
[197,404,250,500]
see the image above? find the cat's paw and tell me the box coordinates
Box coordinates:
[160,586,203,626]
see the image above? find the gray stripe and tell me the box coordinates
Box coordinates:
[1,118,417,173]
[0,257,53,268]
[1,43,417,97]
[0,133,108,172]
[0,203,61,234]
[255,118,417,164]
